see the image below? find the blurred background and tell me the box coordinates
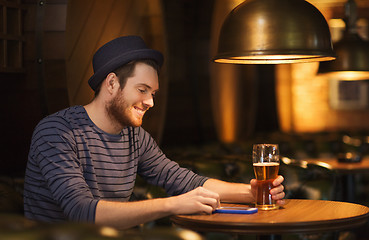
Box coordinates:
[1,0,368,175]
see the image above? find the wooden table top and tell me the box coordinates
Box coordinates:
[171,199,369,235]
[304,157,369,173]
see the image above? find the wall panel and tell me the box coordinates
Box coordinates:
[66,0,168,143]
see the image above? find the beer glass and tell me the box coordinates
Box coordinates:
[253,144,279,210]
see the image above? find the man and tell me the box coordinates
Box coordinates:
[24,36,285,229]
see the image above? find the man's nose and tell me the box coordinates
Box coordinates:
[143,96,154,108]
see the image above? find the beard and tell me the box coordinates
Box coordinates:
[106,91,143,129]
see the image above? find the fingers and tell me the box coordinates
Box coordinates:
[250,179,257,186]
[270,183,284,195]
[194,187,220,212]
[199,195,219,210]
[250,176,283,187]
[250,179,257,201]
[273,175,284,186]
[270,176,285,201]
[171,187,221,215]
[250,176,285,205]
[271,188,285,200]
[198,204,215,214]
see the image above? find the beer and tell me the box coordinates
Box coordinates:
[253,162,279,210]
[253,162,279,180]
[252,144,279,210]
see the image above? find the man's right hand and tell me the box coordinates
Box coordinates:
[166,187,220,215]
[95,186,220,229]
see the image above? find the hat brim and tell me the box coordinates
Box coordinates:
[88,49,163,91]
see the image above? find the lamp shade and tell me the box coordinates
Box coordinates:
[318,0,369,80]
[319,33,369,80]
[213,0,336,64]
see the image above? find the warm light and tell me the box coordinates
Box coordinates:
[214,55,335,64]
[343,135,362,146]
[328,19,346,29]
[276,62,369,133]
[99,226,119,237]
[321,71,369,80]
[311,161,332,170]
[217,65,238,142]
[276,62,331,132]
[178,229,203,240]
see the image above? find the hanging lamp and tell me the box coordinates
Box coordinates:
[318,0,369,80]
[213,0,336,64]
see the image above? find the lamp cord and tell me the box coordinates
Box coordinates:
[345,0,358,34]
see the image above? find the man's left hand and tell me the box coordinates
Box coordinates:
[250,175,285,206]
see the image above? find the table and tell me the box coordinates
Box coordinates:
[304,157,369,174]
[171,199,369,239]
[304,157,369,202]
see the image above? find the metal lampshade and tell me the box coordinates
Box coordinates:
[318,0,369,80]
[213,0,336,64]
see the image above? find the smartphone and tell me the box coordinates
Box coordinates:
[213,206,258,214]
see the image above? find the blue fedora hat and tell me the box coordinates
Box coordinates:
[88,36,164,91]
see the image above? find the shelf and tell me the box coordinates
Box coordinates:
[0,0,24,73]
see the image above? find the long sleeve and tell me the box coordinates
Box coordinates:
[136,127,208,196]
[24,114,98,223]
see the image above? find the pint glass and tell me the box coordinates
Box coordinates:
[252,144,279,210]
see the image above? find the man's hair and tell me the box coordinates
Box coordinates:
[94,59,160,97]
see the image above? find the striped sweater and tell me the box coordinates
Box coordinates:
[23,105,208,223]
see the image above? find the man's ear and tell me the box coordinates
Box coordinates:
[104,73,119,94]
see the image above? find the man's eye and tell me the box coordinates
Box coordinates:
[138,88,146,93]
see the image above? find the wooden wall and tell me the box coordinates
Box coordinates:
[0,0,169,176]
[0,0,69,176]
[65,0,168,144]
[160,0,218,146]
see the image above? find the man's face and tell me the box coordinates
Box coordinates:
[106,62,159,128]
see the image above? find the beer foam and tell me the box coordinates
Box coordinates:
[253,162,279,166]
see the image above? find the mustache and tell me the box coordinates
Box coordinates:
[135,105,150,112]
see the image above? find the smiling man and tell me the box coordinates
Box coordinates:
[23,36,285,229]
